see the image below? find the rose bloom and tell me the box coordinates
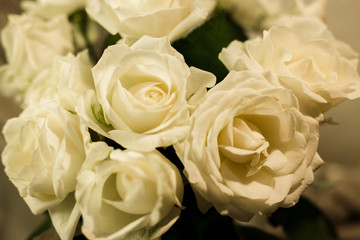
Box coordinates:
[219,0,327,36]
[21,0,86,19]
[0,14,74,102]
[85,0,215,42]
[23,50,94,112]
[219,17,360,119]
[76,143,183,240]
[1,99,87,239]
[77,36,215,151]
[175,71,324,221]
[21,0,100,51]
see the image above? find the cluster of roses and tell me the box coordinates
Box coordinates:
[1,0,360,240]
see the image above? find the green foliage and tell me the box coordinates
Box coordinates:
[69,10,99,63]
[270,197,339,240]
[91,103,112,128]
[173,10,247,83]
[162,184,282,240]
[103,33,121,50]
[163,188,339,240]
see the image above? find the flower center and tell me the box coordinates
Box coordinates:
[218,117,269,177]
[145,88,163,103]
[127,81,167,106]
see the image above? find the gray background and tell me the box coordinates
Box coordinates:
[0,0,360,239]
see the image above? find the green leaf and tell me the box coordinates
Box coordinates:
[173,10,247,83]
[270,197,339,240]
[69,9,99,62]
[91,103,112,128]
[103,33,121,50]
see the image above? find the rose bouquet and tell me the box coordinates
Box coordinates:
[1,0,359,239]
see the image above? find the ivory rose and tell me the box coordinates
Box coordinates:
[21,0,86,19]
[219,17,360,119]
[76,143,183,240]
[1,99,87,239]
[85,0,216,42]
[219,0,327,36]
[0,14,74,102]
[77,36,215,151]
[175,71,324,221]
[23,50,94,112]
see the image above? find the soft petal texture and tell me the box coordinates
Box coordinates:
[219,0,327,37]
[77,36,214,150]
[219,17,360,119]
[186,67,216,111]
[1,99,86,219]
[175,71,323,221]
[85,0,215,42]
[23,50,94,112]
[21,0,85,18]
[48,193,81,240]
[0,14,74,102]
[76,143,183,240]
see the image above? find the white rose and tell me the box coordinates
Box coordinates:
[219,17,360,119]
[76,143,183,240]
[175,71,324,221]
[24,50,94,112]
[85,0,215,42]
[77,36,215,151]
[21,0,86,19]
[219,0,327,36]
[0,14,74,102]
[222,0,327,32]
[1,99,87,239]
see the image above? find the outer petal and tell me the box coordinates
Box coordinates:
[49,193,81,240]
[86,0,215,42]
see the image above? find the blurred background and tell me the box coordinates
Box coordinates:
[0,0,360,239]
